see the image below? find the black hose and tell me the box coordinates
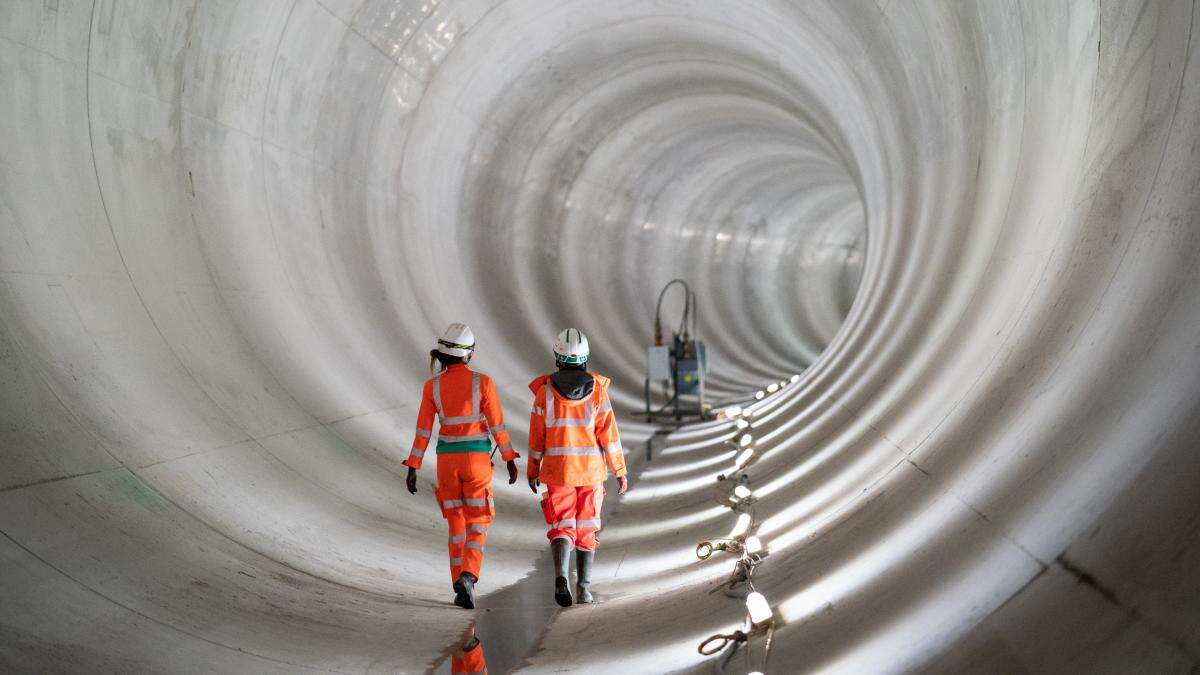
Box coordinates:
[654,279,690,343]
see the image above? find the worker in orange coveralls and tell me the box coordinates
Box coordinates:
[404,323,518,609]
[451,631,487,674]
[527,328,628,607]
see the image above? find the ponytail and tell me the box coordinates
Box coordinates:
[430,349,467,374]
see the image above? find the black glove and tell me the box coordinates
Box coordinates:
[528,477,539,494]
[506,460,518,485]
[405,467,418,495]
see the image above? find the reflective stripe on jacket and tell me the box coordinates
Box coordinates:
[404,364,516,469]
[526,371,626,486]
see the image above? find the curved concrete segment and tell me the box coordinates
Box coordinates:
[1,0,1198,672]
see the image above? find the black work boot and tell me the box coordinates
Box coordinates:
[576,549,595,604]
[551,538,573,607]
[453,572,477,609]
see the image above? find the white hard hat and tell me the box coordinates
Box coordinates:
[553,328,589,365]
[436,322,476,357]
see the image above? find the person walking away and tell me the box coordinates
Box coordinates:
[527,328,628,607]
[403,323,518,609]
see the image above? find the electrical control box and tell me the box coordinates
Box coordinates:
[676,357,701,394]
[674,340,706,395]
[645,279,710,425]
[647,345,671,380]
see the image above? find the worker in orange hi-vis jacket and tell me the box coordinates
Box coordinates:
[403,323,518,610]
[527,328,628,607]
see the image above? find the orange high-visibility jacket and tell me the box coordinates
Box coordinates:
[527,372,626,486]
[403,363,517,470]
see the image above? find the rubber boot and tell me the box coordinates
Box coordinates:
[453,572,476,609]
[552,538,573,607]
[576,549,595,604]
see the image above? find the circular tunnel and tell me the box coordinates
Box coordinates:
[1,1,1198,672]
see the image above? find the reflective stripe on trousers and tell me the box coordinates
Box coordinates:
[447,510,490,581]
[542,483,604,551]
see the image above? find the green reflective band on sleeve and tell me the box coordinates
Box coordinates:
[436,439,493,454]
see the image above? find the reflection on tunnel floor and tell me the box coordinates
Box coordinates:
[444,546,559,674]
[451,632,487,675]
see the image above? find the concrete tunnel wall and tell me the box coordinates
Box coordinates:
[1,0,1198,673]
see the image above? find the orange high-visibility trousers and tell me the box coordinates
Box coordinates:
[452,637,488,674]
[542,483,605,551]
[436,452,495,581]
